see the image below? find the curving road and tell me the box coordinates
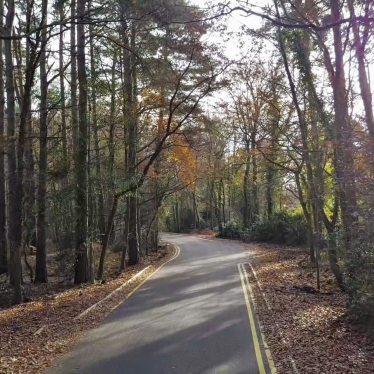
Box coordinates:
[48,234,273,374]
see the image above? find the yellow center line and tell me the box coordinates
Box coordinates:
[238,263,266,374]
[110,245,181,312]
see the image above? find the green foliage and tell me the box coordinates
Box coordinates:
[217,211,307,246]
[282,30,314,88]
[344,223,374,328]
[216,221,245,240]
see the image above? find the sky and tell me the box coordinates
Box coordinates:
[188,0,267,58]
[187,0,373,120]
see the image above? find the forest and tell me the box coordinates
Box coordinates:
[0,0,373,340]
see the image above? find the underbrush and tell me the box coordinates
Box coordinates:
[344,224,374,331]
[217,211,307,246]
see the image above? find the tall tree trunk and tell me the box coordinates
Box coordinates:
[121,197,129,270]
[23,0,36,250]
[215,177,222,226]
[107,53,117,244]
[266,162,275,218]
[24,108,36,248]
[16,0,40,265]
[243,144,250,227]
[89,17,106,239]
[5,0,22,303]
[330,0,358,237]
[295,173,315,263]
[35,1,48,283]
[0,0,7,275]
[59,5,68,165]
[265,78,279,219]
[74,0,90,284]
[71,0,78,156]
[125,20,139,266]
[67,0,78,238]
[98,196,118,279]
[221,178,226,224]
[251,135,259,222]
[347,0,374,138]
[192,189,200,229]
[175,194,180,232]
[136,193,141,254]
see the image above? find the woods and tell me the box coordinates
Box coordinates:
[0,0,374,332]
[0,0,224,304]
[1,0,374,373]
[163,0,374,325]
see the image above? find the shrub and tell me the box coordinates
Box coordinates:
[216,221,246,240]
[345,224,374,328]
[216,211,307,246]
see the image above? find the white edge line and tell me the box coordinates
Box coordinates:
[74,265,152,320]
[33,325,46,336]
[34,246,179,335]
[108,244,180,313]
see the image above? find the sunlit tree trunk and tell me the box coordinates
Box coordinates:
[125,19,139,265]
[330,0,358,237]
[295,173,315,263]
[347,0,374,137]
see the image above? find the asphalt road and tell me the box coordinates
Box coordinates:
[48,234,272,374]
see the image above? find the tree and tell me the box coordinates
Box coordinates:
[35,0,49,283]
[5,0,22,304]
[74,0,90,284]
[0,0,7,275]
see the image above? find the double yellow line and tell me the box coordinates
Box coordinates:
[238,263,277,374]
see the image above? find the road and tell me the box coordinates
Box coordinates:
[48,234,273,374]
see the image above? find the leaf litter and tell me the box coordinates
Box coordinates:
[245,243,374,374]
[0,244,175,374]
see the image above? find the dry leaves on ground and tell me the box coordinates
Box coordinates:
[0,244,175,374]
[245,243,374,374]
[192,229,216,240]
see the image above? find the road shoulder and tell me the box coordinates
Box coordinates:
[244,243,374,374]
[0,244,178,374]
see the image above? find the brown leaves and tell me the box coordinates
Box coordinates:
[245,244,374,374]
[0,245,175,374]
